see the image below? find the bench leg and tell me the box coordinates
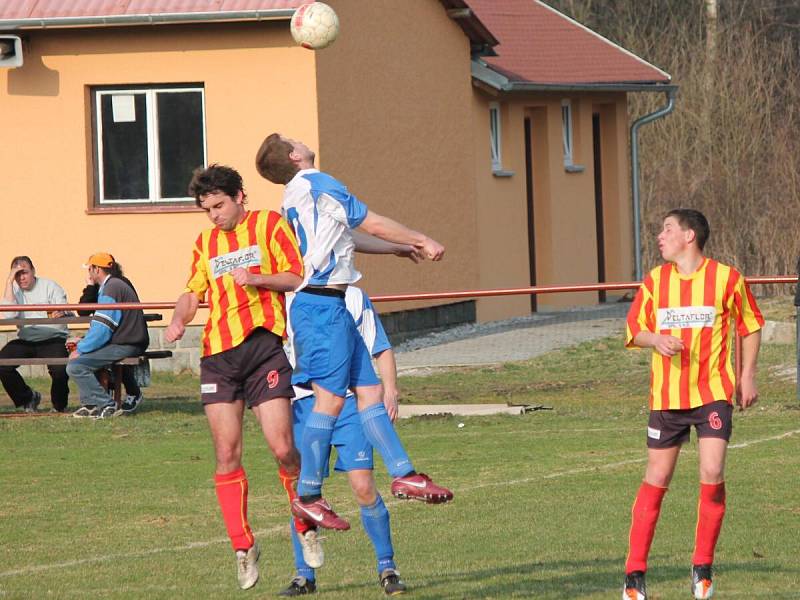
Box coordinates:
[112,364,123,410]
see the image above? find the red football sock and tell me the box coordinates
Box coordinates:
[214,467,254,551]
[693,482,726,566]
[279,465,311,535]
[625,481,668,573]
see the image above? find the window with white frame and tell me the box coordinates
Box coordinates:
[561,99,574,166]
[92,84,207,206]
[489,102,502,170]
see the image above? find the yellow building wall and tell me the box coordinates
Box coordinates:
[473,94,532,321]
[472,91,633,318]
[0,22,317,324]
[314,0,479,314]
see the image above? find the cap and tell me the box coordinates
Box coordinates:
[83,252,115,269]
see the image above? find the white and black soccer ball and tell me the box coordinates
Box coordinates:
[290,2,340,50]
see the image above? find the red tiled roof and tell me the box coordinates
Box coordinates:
[466,0,670,85]
[0,0,301,20]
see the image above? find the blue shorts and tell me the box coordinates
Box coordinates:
[293,395,374,474]
[289,290,379,397]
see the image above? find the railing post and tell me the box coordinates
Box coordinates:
[795,258,800,401]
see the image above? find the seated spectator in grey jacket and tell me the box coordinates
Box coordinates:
[0,256,70,413]
[67,253,148,419]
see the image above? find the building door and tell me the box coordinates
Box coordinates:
[524,116,537,312]
[592,113,607,303]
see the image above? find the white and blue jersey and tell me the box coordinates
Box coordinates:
[282,168,369,289]
[286,287,391,473]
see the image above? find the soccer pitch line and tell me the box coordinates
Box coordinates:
[2,427,799,579]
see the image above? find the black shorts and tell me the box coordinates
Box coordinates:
[646,400,733,449]
[200,328,294,408]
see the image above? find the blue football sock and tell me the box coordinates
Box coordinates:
[360,495,396,576]
[297,411,336,497]
[290,518,315,582]
[359,403,414,478]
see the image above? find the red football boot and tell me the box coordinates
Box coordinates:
[390,473,454,504]
[291,497,350,530]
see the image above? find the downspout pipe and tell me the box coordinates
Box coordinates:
[631,88,677,280]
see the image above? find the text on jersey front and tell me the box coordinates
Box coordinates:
[657,306,716,330]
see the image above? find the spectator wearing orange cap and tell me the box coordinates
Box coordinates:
[66,253,149,419]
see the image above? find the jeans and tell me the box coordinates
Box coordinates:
[66,344,142,408]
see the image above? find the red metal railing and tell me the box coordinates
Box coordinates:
[1,275,794,312]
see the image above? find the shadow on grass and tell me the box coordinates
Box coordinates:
[317,557,794,599]
[136,396,205,416]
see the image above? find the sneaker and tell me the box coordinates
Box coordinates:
[390,473,453,504]
[380,568,407,596]
[298,528,324,568]
[235,542,260,590]
[278,576,317,596]
[622,571,647,600]
[692,564,714,599]
[121,393,143,414]
[291,497,350,531]
[23,391,41,413]
[72,405,98,418]
[94,405,120,419]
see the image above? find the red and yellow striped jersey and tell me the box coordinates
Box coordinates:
[626,258,763,410]
[185,210,303,357]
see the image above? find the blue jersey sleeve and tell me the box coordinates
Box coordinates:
[363,293,391,356]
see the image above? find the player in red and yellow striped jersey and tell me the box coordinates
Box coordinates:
[622,209,763,600]
[165,165,304,591]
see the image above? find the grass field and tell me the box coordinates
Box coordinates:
[1,333,799,599]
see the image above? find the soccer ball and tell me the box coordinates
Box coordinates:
[290,2,339,50]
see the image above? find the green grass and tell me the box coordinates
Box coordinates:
[1,334,799,599]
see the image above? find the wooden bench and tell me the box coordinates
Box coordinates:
[0,350,173,409]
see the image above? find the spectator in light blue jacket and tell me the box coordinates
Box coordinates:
[67,253,148,419]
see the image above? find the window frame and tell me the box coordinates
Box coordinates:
[91,83,207,212]
[489,101,502,171]
[561,99,574,166]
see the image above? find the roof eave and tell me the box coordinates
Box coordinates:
[0,9,295,30]
[471,59,676,94]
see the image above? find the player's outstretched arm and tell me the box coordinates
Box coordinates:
[351,230,422,263]
[165,292,200,342]
[738,330,761,409]
[359,211,444,261]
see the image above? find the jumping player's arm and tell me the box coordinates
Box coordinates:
[358,210,444,261]
[166,238,208,343]
[351,230,423,263]
[351,289,399,421]
[374,348,399,422]
[165,292,200,343]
